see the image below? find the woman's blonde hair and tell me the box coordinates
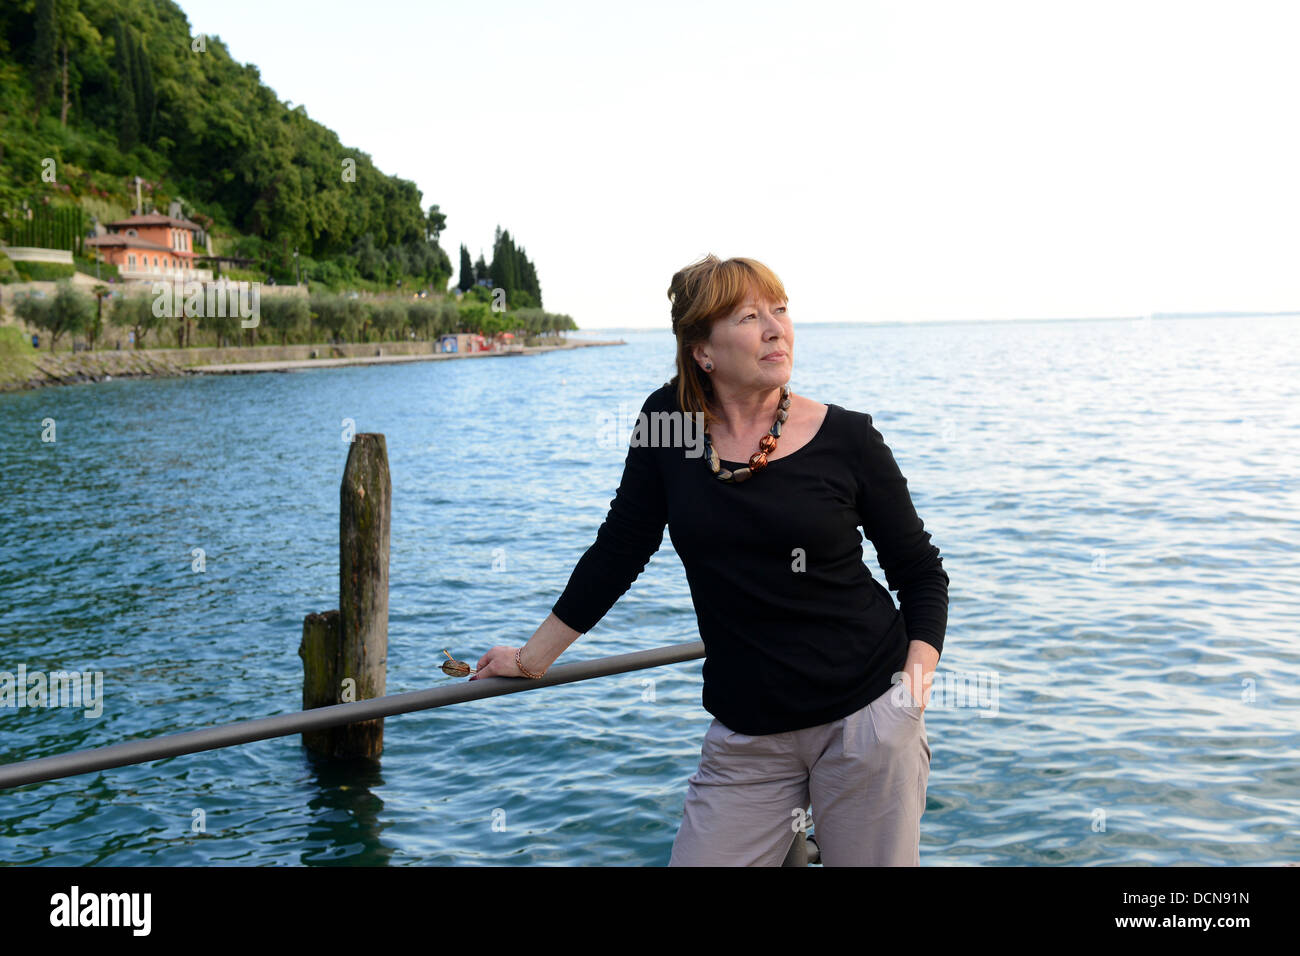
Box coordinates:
[666,254,788,430]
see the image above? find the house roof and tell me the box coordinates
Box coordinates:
[105,213,202,231]
[85,234,180,253]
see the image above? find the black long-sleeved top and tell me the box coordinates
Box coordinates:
[552,383,950,736]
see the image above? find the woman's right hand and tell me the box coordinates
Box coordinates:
[468,613,578,681]
[469,645,527,681]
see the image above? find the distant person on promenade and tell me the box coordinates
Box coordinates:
[471,253,950,866]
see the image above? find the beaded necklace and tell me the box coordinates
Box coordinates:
[703,383,791,483]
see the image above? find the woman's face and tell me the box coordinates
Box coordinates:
[697,290,793,392]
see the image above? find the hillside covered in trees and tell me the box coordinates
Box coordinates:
[0,0,549,307]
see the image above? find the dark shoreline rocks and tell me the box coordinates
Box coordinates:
[2,352,189,392]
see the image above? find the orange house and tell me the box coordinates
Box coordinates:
[85,212,211,281]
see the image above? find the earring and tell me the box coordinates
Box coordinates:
[704,361,712,371]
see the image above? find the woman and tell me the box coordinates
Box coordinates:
[471,254,950,866]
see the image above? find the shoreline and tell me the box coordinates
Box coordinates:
[0,337,625,393]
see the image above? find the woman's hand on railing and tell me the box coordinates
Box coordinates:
[467,613,582,681]
[468,645,528,681]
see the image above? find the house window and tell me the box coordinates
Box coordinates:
[128,254,136,268]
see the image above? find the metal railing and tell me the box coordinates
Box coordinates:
[0,641,705,790]
[0,637,821,864]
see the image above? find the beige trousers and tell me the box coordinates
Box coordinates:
[668,683,931,866]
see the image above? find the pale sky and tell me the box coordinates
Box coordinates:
[176,0,1300,328]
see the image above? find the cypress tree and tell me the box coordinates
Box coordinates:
[31,0,59,119]
[511,241,523,293]
[489,228,515,296]
[127,28,144,142]
[457,244,473,292]
[138,37,156,142]
[113,20,138,150]
[521,253,542,307]
[489,241,506,292]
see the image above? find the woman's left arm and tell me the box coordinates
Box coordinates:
[855,412,950,711]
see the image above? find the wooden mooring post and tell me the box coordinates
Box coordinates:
[298,433,391,758]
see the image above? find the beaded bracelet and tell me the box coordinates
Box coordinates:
[515,645,546,679]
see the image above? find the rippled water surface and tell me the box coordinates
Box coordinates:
[1,317,1297,865]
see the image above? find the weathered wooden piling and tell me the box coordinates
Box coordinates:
[299,610,342,755]
[298,432,391,758]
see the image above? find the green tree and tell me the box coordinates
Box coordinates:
[483,226,542,309]
[17,281,93,351]
[426,204,445,242]
[89,283,110,349]
[53,1,99,127]
[259,294,309,345]
[458,301,488,334]
[386,243,410,284]
[352,234,386,281]
[126,25,143,142]
[463,284,492,306]
[437,299,458,335]
[110,291,164,349]
[112,19,138,150]
[197,299,241,348]
[30,0,58,121]
[136,32,155,141]
[518,250,542,307]
[408,300,436,339]
[367,299,405,341]
[457,244,473,293]
[310,294,345,341]
[14,296,51,344]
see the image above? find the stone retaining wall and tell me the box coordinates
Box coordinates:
[0,335,589,392]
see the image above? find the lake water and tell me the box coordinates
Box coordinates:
[1,316,1297,866]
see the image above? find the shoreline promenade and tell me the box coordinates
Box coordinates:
[187,338,624,375]
[0,337,625,392]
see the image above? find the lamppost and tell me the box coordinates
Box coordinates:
[293,248,301,286]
